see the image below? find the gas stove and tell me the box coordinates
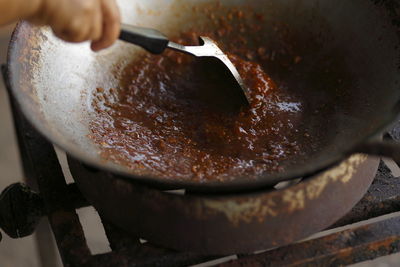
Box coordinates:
[0,65,400,266]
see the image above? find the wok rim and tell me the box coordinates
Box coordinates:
[6,22,396,193]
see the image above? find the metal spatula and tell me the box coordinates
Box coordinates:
[119,24,250,104]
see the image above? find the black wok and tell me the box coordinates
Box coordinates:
[7,0,400,193]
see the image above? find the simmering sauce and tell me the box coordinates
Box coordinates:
[88,9,319,182]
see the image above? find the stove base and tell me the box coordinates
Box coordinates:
[70,154,378,254]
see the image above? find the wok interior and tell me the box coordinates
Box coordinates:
[10,0,400,188]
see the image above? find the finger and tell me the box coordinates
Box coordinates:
[56,20,91,43]
[91,0,120,51]
[64,0,99,43]
[90,1,103,42]
[26,0,56,26]
[53,27,73,42]
[53,15,94,43]
[70,19,90,42]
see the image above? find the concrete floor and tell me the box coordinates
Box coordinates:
[0,24,399,267]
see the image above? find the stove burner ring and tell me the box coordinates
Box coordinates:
[70,154,378,254]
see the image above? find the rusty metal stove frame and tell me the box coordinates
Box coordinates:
[1,65,400,266]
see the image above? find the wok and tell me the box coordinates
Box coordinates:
[6,0,400,193]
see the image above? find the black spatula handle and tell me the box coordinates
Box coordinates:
[119,24,169,54]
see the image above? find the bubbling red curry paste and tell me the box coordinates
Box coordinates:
[89,11,316,182]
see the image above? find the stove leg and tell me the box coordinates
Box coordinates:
[1,65,91,267]
[1,65,62,267]
[34,219,62,267]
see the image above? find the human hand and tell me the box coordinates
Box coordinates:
[27,0,121,51]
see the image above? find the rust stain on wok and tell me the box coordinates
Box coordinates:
[9,24,46,124]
